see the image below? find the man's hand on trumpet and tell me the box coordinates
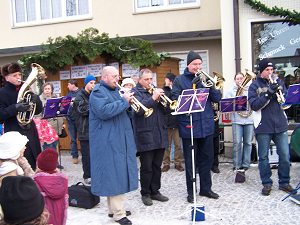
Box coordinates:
[122,92,134,104]
[151,88,164,101]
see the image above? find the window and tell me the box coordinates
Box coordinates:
[11,0,91,27]
[251,21,300,122]
[134,0,200,13]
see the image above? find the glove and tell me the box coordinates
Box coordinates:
[30,94,39,104]
[266,83,279,96]
[15,102,30,112]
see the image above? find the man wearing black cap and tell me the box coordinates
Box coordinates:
[248,58,295,196]
[172,51,222,203]
[0,62,43,170]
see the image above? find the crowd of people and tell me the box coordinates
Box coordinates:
[0,53,297,225]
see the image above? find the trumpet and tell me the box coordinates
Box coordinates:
[117,83,153,117]
[148,84,177,110]
[195,70,224,90]
[268,74,291,110]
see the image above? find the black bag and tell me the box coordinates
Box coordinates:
[59,127,68,138]
[68,182,100,209]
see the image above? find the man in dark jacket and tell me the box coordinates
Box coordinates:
[248,59,294,196]
[73,75,96,185]
[132,68,169,206]
[0,62,42,170]
[161,73,184,172]
[172,51,222,203]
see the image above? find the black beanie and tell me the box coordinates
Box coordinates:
[165,73,176,82]
[0,176,45,224]
[187,51,202,66]
[1,63,22,77]
[258,59,274,73]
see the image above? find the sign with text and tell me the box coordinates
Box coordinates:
[122,64,140,78]
[59,70,70,80]
[71,66,87,79]
[87,64,104,77]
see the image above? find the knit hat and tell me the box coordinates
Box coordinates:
[258,59,274,73]
[187,51,202,66]
[0,131,28,160]
[165,73,176,82]
[121,78,136,87]
[37,148,58,173]
[84,75,96,86]
[1,63,22,77]
[0,176,45,224]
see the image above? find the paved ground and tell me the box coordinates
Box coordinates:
[61,152,300,225]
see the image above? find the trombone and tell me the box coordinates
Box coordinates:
[195,70,224,90]
[148,84,177,110]
[117,83,153,117]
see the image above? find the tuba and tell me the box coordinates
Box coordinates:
[195,70,225,90]
[16,63,46,126]
[235,70,256,118]
[117,83,153,117]
[268,74,291,110]
[148,84,177,110]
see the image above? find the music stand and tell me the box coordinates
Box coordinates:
[43,96,72,170]
[172,88,209,224]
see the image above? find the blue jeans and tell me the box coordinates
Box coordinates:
[232,124,254,169]
[67,119,78,158]
[256,132,290,186]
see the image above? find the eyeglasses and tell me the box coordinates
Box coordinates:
[111,74,120,79]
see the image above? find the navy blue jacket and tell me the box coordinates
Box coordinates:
[248,75,288,134]
[172,68,222,138]
[132,83,168,152]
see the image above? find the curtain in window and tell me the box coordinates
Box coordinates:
[26,0,36,21]
[169,0,181,4]
[151,0,163,6]
[137,0,149,8]
[52,0,62,18]
[78,0,89,15]
[15,0,26,22]
[41,0,50,19]
[66,0,77,16]
[183,0,196,3]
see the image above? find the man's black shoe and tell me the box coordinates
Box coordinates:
[108,211,131,218]
[142,195,153,206]
[115,217,132,225]
[199,191,219,199]
[187,195,194,203]
[151,192,169,202]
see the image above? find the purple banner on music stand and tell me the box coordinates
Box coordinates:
[220,98,234,113]
[235,96,248,112]
[172,88,209,115]
[284,84,300,105]
[43,96,72,119]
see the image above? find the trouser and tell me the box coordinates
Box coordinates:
[79,140,91,179]
[182,135,214,196]
[67,119,79,158]
[212,134,219,169]
[107,194,126,221]
[139,148,165,196]
[163,128,183,166]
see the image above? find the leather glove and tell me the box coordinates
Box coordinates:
[266,83,279,96]
[30,94,39,104]
[15,102,30,112]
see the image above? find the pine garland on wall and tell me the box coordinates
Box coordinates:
[244,0,300,25]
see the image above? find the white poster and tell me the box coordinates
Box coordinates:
[87,64,105,77]
[71,66,87,79]
[122,64,140,78]
[152,72,157,86]
[59,70,70,80]
[48,81,61,95]
[108,62,119,70]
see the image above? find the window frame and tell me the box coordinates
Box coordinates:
[11,0,92,28]
[133,0,200,14]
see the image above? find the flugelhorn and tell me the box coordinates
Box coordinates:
[117,83,153,117]
[148,84,177,110]
[268,74,291,110]
[195,70,224,90]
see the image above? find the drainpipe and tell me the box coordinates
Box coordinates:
[233,0,241,73]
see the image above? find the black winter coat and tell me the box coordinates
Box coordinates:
[163,86,178,129]
[0,82,43,169]
[132,83,168,152]
[73,89,90,140]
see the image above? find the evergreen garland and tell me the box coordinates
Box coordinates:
[244,0,300,25]
[20,28,163,73]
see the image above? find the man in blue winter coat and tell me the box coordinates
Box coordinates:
[89,66,138,225]
[248,59,295,196]
[172,51,222,203]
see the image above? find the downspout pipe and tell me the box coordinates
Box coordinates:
[233,0,241,73]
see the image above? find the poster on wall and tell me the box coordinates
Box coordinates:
[122,64,140,78]
[108,62,119,70]
[87,64,105,77]
[71,66,87,79]
[48,81,61,95]
[152,73,157,86]
[59,70,70,80]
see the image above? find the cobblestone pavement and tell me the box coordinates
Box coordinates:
[61,152,300,225]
